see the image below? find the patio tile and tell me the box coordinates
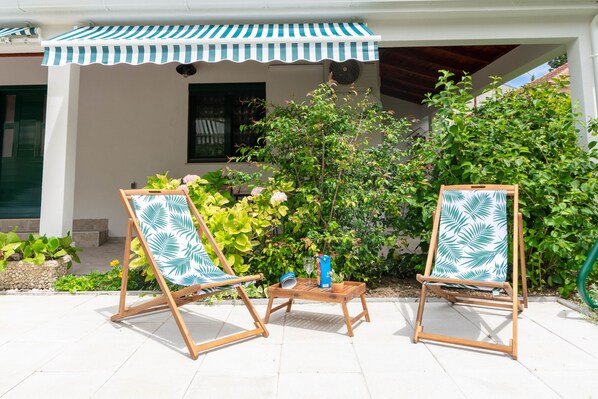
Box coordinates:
[0,371,32,397]
[76,320,163,346]
[118,336,206,372]
[354,340,444,373]
[39,342,138,372]
[0,341,67,372]
[280,342,360,373]
[518,318,598,372]
[0,320,40,345]
[522,302,598,358]
[364,371,465,399]
[448,369,559,399]
[198,342,281,373]
[185,373,278,399]
[1,371,112,399]
[278,372,370,399]
[93,369,196,399]
[10,318,107,344]
[1,294,598,398]
[535,370,598,398]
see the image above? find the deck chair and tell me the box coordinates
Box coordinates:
[111,189,269,359]
[413,184,528,359]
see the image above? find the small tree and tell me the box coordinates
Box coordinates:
[234,82,413,282]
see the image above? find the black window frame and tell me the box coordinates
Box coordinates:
[187,82,266,163]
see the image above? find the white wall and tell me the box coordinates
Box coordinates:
[74,61,325,236]
[0,56,47,85]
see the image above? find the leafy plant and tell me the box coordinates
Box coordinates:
[406,70,598,296]
[0,230,80,272]
[234,81,414,282]
[329,269,344,283]
[0,231,21,271]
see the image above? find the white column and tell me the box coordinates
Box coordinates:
[567,35,597,149]
[39,64,80,237]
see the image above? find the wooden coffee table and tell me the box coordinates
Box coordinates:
[264,278,370,336]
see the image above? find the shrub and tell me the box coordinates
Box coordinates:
[234,82,414,282]
[405,71,598,296]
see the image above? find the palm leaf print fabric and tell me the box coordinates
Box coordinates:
[132,195,248,292]
[431,190,508,284]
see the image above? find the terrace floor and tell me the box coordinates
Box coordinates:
[0,293,597,398]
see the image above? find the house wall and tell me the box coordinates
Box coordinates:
[0,56,47,85]
[74,61,324,236]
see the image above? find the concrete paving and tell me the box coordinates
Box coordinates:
[0,294,597,398]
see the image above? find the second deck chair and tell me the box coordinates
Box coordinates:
[413,184,528,359]
[111,189,269,359]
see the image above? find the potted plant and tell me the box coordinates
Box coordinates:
[329,269,344,293]
[0,230,80,290]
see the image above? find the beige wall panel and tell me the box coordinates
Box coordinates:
[0,56,47,85]
[74,61,326,236]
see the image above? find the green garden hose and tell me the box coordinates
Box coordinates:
[577,237,598,309]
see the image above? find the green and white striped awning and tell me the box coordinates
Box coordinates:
[0,27,38,41]
[42,22,379,66]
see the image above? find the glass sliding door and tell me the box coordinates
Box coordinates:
[0,86,46,218]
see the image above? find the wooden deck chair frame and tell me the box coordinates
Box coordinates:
[111,189,269,359]
[413,184,528,359]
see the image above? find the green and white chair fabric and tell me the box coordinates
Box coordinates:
[431,190,508,288]
[131,194,248,292]
[413,184,528,360]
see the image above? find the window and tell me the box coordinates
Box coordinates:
[187,83,265,162]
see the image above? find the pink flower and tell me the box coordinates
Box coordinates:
[178,184,189,193]
[270,191,287,204]
[251,186,264,196]
[182,174,200,184]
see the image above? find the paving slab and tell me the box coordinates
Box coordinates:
[0,294,597,399]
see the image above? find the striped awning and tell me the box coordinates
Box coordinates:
[42,23,379,66]
[0,27,38,41]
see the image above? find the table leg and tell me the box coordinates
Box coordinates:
[341,302,354,337]
[264,296,275,324]
[360,294,371,322]
[286,298,294,313]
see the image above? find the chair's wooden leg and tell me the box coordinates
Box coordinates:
[236,286,269,338]
[512,288,519,360]
[163,289,199,359]
[518,213,528,309]
[413,283,428,343]
[113,219,133,320]
[341,302,354,337]
[360,294,371,322]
